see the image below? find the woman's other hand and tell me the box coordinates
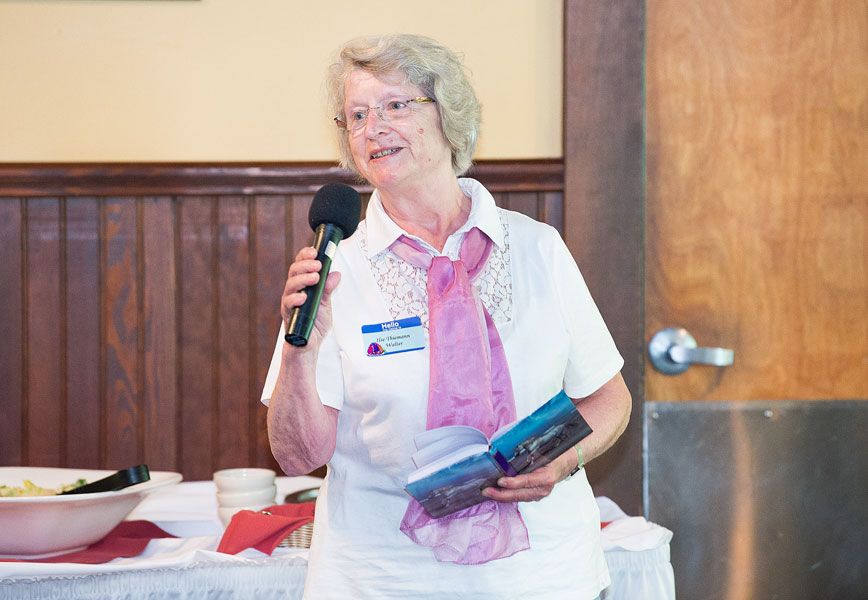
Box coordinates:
[481,449,579,503]
[481,373,631,504]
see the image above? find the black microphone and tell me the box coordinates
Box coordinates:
[285,183,361,346]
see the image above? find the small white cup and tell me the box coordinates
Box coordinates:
[217,485,277,508]
[213,468,276,493]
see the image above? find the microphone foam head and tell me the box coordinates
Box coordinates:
[308,183,362,237]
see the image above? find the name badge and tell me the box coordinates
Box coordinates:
[362,316,426,357]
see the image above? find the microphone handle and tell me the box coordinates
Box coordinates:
[285,223,344,346]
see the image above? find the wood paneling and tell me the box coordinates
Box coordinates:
[26,198,63,467]
[142,197,177,471]
[103,199,140,468]
[564,0,646,514]
[65,198,101,468]
[216,197,252,468]
[252,197,288,468]
[0,160,563,480]
[0,200,24,465]
[178,197,218,481]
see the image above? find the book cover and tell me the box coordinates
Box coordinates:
[405,390,593,518]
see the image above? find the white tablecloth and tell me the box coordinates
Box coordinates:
[0,478,674,600]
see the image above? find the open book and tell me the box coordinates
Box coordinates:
[405,390,592,518]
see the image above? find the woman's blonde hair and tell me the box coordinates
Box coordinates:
[326,34,482,177]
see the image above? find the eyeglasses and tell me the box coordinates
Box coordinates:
[334,97,435,132]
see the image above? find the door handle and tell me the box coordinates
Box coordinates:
[648,327,734,375]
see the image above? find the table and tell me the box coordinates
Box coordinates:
[0,478,674,600]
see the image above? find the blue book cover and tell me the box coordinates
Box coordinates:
[405,390,592,518]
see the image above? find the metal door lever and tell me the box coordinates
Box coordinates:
[649,327,734,375]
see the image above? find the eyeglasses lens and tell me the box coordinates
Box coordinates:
[342,99,425,131]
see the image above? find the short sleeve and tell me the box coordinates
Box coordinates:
[259,321,345,410]
[259,325,285,406]
[549,233,624,398]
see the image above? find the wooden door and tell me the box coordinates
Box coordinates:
[644,2,867,598]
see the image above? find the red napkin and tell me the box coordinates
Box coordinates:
[0,520,175,564]
[217,502,315,556]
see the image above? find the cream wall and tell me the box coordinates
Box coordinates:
[0,0,562,162]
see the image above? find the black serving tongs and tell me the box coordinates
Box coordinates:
[60,464,150,495]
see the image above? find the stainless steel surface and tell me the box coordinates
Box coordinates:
[645,400,868,600]
[648,327,735,375]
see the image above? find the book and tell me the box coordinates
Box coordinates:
[405,390,592,518]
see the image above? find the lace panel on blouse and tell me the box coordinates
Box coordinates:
[361,209,513,330]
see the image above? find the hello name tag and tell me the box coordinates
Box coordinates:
[362,316,426,357]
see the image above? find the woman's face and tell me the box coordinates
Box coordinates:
[343,69,453,192]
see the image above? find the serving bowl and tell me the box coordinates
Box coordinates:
[0,466,182,559]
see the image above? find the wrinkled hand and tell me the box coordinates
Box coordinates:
[281,246,341,350]
[481,447,579,503]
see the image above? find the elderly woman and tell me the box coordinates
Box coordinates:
[262,34,631,599]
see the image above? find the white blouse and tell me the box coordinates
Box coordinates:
[262,178,623,599]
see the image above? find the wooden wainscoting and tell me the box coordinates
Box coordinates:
[0,160,563,481]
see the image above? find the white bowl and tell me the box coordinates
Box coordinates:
[0,466,182,559]
[217,504,270,527]
[213,468,275,493]
[216,484,276,508]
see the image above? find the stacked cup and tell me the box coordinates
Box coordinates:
[213,468,276,527]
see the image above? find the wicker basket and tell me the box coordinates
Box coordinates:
[278,522,314,548]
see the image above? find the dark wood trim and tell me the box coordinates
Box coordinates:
[563,0,645,515]
[0,160,563,197]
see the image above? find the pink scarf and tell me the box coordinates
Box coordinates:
[392,227,530,564]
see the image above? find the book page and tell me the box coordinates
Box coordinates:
[411,425,489,468]
[407,442,490,483]
[413,425,488,450]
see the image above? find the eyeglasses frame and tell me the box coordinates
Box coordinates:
[334,97,436,131]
